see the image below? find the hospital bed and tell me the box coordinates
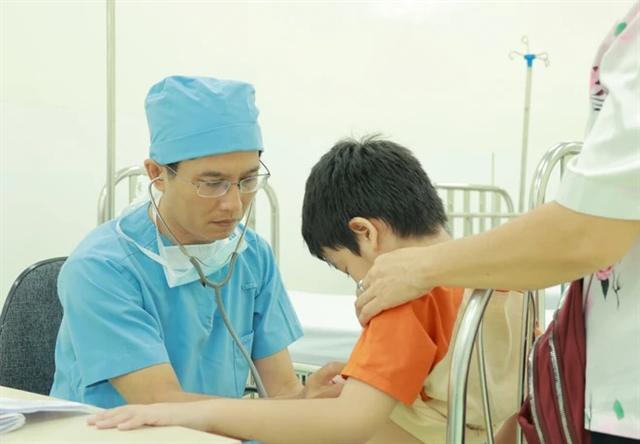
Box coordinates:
[446,140,582,444]
[434,183,519,239]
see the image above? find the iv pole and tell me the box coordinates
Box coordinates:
[509,36,549,213]
[509,38,551,444]
[105,0,116,220]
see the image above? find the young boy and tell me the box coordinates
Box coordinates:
[88,136,515,443]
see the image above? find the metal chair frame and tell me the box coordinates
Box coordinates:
[446,141,583,444]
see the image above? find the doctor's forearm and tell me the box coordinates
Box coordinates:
[155,390,222,403]
[263,379,304,399]
[422,202,638,291]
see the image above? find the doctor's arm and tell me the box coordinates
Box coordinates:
[111,354,339,403]
[91,377,397,443]
[59,257,227,405]
[250,235,309,398]
[109,364,222,404]
[253,348,303,397]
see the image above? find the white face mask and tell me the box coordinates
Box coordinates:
[154,225,247,288]
[116,194,247,288]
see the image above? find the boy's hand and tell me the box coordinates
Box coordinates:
[300,361,346,399]
[87,402,192,431]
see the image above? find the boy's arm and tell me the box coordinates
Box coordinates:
[90,377,397,443]
[202,378,396,443]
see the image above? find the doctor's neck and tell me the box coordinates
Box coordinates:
[148,202,217,246]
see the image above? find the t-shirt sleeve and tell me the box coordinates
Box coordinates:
[58,255,169,388]
[555,13,640,220]
[341,299,439,406]
[250,236,304,360]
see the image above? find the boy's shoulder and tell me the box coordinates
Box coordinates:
[407,286,464,319]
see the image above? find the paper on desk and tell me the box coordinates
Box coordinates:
[0,412,26,434]
[0,397,91,415]
[0,397,91,435]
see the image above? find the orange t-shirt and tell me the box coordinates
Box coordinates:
[342,286,464,406]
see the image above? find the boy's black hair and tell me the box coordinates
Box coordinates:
[302,135,448,260]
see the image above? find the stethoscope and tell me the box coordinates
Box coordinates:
[148,177,269,398]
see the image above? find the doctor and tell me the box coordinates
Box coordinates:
[50,75,306,408]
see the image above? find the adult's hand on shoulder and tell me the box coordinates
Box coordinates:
[355,247,432,326]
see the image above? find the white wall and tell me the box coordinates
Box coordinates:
[1,0,634,305]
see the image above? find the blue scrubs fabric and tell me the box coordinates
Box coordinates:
[50,205,303,408]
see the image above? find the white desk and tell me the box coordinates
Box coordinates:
[0,386,239,443]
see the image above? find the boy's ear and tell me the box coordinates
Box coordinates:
[348,217,380,253]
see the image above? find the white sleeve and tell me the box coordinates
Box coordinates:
[555,8,640,221]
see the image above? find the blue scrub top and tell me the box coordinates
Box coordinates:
[50,204,303,408]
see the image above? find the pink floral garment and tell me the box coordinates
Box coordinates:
[593,265,620,307]
[570,2,640,439]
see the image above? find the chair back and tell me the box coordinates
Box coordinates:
[0,257,66,395]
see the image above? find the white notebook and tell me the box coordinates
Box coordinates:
[0,397,91,434]
[0,413,25,435]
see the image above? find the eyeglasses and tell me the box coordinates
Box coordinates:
[164,160,271,198]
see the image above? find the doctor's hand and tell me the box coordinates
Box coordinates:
[299,361,346,399]
[355,247,432,326]
[88,402,199,431]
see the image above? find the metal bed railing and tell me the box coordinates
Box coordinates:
[528,141,582,326]
[529,141,582,211]
[247,180,281,265]
[97,166,281,264]
[446,141,583,444]
[435,183,519,238]
[97,165,147,225]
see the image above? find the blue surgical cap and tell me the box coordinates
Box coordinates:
[145,76,264,164]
